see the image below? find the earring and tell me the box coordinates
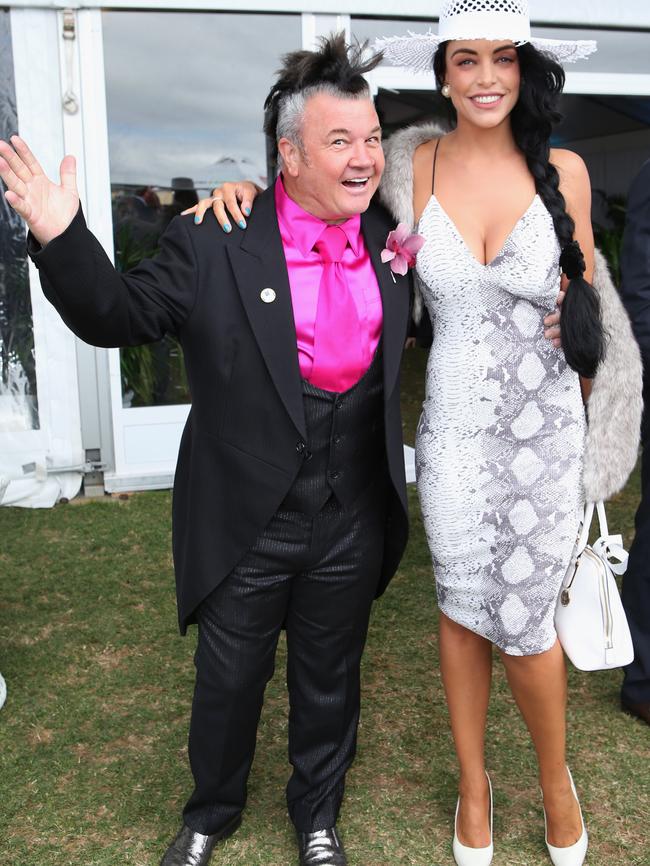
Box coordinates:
[441,83,451,98]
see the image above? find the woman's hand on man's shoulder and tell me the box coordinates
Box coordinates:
[182,181,263,231]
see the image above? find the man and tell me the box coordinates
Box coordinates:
[0,36,410,866]
[619,159,650,726]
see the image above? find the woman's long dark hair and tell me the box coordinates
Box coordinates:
[433,42,606,378]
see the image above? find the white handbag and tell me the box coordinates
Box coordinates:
[555,502,634,671]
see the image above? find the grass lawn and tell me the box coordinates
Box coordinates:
[1,348,649,866]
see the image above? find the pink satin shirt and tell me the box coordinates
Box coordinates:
[275,176,383,392]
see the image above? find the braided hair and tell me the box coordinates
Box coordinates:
[433,42,606,378]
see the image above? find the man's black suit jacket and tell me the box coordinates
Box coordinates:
[620,159,650,366]
[29,182,411,633]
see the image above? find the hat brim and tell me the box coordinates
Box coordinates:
[374,31,597,74]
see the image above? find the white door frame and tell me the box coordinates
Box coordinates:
[70,7,193,492]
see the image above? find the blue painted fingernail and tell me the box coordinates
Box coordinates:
[238,220,246,229]
[194,215,200,224]
[223,223,231,233]
[244,207,251,216]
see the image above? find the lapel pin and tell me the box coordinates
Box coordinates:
[260,288,276,304]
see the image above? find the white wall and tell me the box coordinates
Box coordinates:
[6,0,650,30]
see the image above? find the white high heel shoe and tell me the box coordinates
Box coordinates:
[452,772,493,866]
[543,767,588,866]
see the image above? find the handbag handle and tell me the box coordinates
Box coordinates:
[576,501,628,576]
[595,501,609,536]
[575,502,595,556]
[576,501,610,553]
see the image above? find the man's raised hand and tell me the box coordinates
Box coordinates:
[0,135,79,246]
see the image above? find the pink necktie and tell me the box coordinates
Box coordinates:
[311,225,365,392]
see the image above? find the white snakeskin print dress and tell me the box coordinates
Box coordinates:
[415,194,586,655]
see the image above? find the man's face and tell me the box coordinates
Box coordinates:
[279,91,384,223]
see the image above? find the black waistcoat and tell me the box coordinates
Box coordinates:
[281,346,386,516]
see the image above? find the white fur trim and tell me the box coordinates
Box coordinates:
[583,251,643,501]
[380,123,446,323]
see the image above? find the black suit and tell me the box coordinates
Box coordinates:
[29,181,410,832]
[619,160,650,706]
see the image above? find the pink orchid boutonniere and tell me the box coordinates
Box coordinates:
[381,223,425,278]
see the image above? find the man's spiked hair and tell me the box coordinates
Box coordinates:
[263,33,383,165]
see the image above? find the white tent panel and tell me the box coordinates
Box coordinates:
[0,8,83,507]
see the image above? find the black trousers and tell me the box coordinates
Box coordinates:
[182,484,388,835]
[622,382,650,704]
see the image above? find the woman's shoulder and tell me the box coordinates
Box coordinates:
[550,148,591,205]
[550,148,590,183]
[413,137,441,167]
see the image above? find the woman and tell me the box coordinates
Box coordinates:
[188,7,642,864]
[379,5,644,862]
[377,8,599,866]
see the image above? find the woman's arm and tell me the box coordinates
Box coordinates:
[552,148,595,284]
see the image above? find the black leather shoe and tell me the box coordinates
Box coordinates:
[160,815,241,866]
[621,697,650,725]
[297,827,347,866]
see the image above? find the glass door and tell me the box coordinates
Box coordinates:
[89,9,303,491]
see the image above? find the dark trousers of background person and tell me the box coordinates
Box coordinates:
[181,483,387,835]
[622,377,650,707]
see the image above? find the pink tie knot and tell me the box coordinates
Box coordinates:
[314,225,348,263]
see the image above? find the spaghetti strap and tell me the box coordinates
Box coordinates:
[431,138,441,196]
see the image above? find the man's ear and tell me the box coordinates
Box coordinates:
[278,137,301,177]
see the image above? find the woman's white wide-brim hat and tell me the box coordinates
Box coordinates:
[375,0,597,73]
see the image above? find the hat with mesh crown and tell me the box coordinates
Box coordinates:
[375,0,597,73]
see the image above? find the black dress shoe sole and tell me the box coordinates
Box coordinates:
[297,828,347,866]
[161,815,243,866]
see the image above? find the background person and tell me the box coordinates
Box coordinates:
[619,158,650,727]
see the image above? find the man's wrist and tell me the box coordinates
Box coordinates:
[31,202,81,248]
[27,204,85,265]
